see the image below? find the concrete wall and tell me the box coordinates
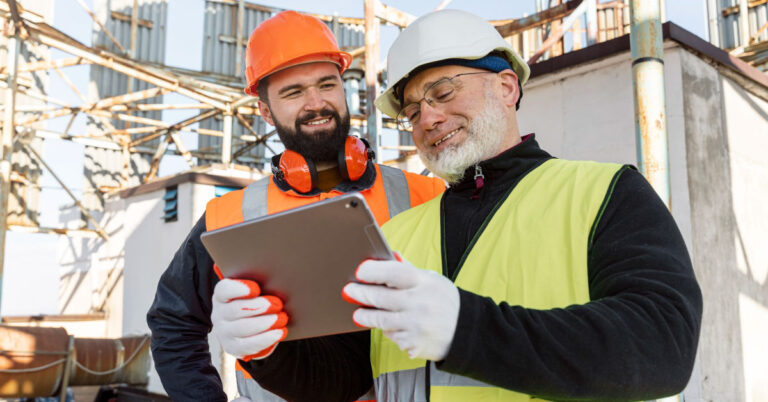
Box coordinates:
[518,43,693,247]
[517,41,768,401]
[681,47,768,402]
[120,180,218,393]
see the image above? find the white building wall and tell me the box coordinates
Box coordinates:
[518,44,693,247]
[518,41,768,401]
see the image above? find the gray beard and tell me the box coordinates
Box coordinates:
[419,89,508,184]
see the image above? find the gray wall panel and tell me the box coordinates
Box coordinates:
[85,0,169,214]
[198,1,365,167]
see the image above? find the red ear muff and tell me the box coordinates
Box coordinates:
[338,136,370,181]
[278,150,317,193]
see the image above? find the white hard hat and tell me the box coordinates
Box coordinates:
[375,9,530,119]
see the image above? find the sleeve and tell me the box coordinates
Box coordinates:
[241,331,373,402]
[436,168,703,401]
[146,215,227,402]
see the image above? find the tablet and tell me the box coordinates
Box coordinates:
[200,192,394,341]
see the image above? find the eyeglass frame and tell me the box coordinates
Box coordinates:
[395,71,494,131]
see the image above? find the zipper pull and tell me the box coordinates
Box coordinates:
[472,165,484,200]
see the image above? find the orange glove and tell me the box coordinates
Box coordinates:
[211,278,289,361]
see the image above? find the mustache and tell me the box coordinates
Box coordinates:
[297,108,337,125]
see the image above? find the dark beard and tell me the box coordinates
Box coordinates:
[273,107,350,163]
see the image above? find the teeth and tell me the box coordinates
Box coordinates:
[306,118,330,126]
[434,129,460,147]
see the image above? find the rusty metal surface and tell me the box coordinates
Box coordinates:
[70,335,150,386]
[0,326,151,397]
[0,325,70,398]
[630,0,670,206]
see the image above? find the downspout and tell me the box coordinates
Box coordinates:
[629,0,671,208]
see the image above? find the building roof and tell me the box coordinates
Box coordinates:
[530,22,768,94]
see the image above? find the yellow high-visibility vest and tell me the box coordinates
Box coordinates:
[373,158,623,401]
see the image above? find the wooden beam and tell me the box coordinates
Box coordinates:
[76,0,127,55]
[494,0,583,38]
[722,0,768,17]
[6,57,90,74]
[375,1,416,28]
[110,10,153,29]
[144,136,171,182]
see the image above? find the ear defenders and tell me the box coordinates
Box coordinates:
[271,136,375,193]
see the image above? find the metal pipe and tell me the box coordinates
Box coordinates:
[364,0,381,162]
[222,112,233,165]
[630,0,670,207]
[59,336,75,402]
[529,0,591,63]
[0,28,21,315]
[739,0,750,46]
[706,0,720,47]
[586,0,598,45]
[235,0,245,77]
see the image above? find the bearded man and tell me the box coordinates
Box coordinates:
[146,11,444,402]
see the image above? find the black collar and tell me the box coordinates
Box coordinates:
[449,134,552,191]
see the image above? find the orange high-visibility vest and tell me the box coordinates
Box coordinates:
[205,164,445,402]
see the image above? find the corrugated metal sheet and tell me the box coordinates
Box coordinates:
[198,1,366,167]
[749,2,768,44]
[1,0,54,226]
[712,0,768,48]
[84,0,168,213]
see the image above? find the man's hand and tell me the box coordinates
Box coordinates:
[211,277,289,361]
[341,254,460,361]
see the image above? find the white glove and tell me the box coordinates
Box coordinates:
[211,278,288,361]
[341,254,460,361]
[230,398,252,402]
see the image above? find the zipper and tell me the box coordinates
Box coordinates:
[471,164,484,200]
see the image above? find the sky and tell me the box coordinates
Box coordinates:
[0,0,709,316]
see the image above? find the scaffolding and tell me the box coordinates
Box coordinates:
[1,0,672,313]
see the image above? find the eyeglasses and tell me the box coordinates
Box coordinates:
[396,72,493,131]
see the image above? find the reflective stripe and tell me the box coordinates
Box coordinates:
[374,367,427,402]
[429,364,493,387]
[242,177,270,220]
[236,370,285,402]
[373,365,494,402]
[379,165,411,218]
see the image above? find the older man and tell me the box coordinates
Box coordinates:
[231,9,702,402]
[341,9,703,401]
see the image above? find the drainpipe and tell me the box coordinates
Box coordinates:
[0,24,21,314]
[630,0,670,208]
[364,0,381,162]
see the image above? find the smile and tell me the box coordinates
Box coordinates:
[434,128,460,147]
[305,118,331,126]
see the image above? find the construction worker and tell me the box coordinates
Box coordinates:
[234,9,704,401]
[146,11,445,402]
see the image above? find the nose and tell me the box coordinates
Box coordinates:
[303,87,325,111]
[417,101,445,131]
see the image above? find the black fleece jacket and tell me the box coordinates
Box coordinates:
[148,135,702,401]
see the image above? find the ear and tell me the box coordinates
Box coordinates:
[258,99,275,126]
[497,69,520,108]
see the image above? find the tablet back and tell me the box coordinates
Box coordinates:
[200,193,393,341]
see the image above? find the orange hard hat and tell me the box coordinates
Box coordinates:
[244,11,353,97]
